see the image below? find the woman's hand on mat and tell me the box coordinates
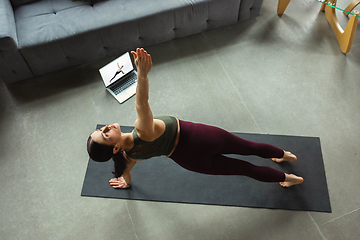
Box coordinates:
[109,177,131,189]
[131,48,152,77]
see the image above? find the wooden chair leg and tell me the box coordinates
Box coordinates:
[324,2,359,53]
[277,0,291,15]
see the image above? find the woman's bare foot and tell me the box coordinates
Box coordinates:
[272,151,297,163]
[279,174,304,187]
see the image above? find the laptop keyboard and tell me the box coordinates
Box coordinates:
[110,72,137,95]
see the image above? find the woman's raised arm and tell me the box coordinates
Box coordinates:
[131,48,154,137]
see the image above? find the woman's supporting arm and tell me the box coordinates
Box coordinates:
[122,158,136,184]
[109,158,136,189]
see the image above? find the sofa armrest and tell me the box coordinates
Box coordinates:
[0,0,18,49]
[0,0,34,84]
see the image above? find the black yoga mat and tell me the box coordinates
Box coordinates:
[82,125,331,212]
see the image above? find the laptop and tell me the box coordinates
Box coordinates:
[99,52,137,103]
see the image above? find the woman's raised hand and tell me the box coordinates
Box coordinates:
[131,48,152,77]
[109,176,131,189]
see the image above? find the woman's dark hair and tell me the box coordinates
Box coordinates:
[87,136,127,177]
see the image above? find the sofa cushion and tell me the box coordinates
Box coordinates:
[15,0,100,47]
[15,0,105,75]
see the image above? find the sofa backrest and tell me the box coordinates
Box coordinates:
[10,0,39,8]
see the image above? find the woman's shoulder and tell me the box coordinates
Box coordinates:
[134,118,165,142]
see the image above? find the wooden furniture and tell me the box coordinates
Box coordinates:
[277,0,359,53]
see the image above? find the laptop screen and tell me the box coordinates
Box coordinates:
[99,52,134,87]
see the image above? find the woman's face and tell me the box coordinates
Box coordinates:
[90,123,122,147]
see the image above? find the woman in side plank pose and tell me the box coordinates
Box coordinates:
[87,48,304,189]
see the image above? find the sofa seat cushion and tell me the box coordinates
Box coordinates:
[15,0,240,47]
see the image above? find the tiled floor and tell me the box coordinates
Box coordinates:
[1,1,360,240]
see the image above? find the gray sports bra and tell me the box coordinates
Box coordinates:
[125,116,178,159]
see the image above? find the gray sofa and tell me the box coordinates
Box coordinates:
[0,0,264,84]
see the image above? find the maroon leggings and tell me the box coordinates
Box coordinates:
[169,120,286,182]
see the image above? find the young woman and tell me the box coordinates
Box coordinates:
[87,48,304,189]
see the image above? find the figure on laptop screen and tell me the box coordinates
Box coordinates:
[109,63,125,83]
